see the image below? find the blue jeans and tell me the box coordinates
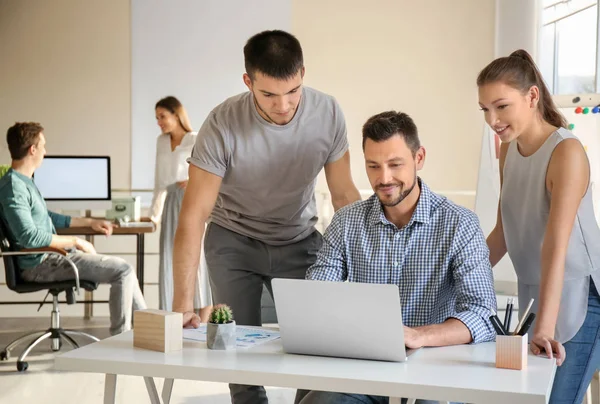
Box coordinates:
[550,280,600,404]
[295,390,458,404]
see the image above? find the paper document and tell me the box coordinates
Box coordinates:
[183,325,280,348]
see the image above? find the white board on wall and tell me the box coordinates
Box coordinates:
[131,0,292,192]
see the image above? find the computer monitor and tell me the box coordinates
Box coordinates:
[33,156,112,210]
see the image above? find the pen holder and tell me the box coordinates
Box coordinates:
[495,333,528,370]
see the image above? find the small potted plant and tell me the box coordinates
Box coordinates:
[207,304,236,350]
[0,165,10,178]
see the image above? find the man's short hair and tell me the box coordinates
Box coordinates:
[362,111,421,156]
[243,30,304,80]
[6,122,44,160]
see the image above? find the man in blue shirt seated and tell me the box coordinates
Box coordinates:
[296,111,497,404]
[0,122,147,335]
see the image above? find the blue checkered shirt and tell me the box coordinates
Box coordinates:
[307,180,497,343]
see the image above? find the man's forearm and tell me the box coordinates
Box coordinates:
[49,235,78,249]
[332,187,362,211]
[172,223,205,312]
[70,217,93,227]
[416,318,472,347]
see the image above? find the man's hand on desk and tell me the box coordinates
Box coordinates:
[90,219,113,236]
[74,238,97,254]
[178,310,202,328]
[403,326,425,349]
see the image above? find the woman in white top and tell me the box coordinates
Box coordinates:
[151,96,212,320]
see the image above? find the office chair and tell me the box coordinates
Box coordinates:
[0,219,100,371]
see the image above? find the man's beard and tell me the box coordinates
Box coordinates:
[376,173,417,207]
[252,91,298,125]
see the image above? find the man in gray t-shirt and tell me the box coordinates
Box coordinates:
[172,30,361,404]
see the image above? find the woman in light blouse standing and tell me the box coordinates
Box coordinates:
[151,96,212,320]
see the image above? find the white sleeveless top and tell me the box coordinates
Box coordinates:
[501,128,600,342]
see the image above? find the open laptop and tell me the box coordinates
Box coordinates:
[272,278,419,362]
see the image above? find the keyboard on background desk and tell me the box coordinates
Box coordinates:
[118,222,154,228]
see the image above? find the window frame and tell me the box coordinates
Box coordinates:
[541,0,600,94]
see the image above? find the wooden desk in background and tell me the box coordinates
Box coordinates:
[57,221,156,317]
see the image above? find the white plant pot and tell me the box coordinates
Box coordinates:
[207,321,236,350]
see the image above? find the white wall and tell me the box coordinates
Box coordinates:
[495,0,540,58]
[293,0,495,209]
[0,0,132,190]
[131,0,292,190]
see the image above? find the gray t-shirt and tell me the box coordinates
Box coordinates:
[188,86,348,245]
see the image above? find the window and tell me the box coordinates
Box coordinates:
[540,0,599,94]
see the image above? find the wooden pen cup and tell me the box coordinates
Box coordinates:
[495,334,528,370]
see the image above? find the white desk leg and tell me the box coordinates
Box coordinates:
[104,374,117,404]
[144,376,164,404]
[162,379,174,404]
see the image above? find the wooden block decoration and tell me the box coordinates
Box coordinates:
[133,309,183,353]
[495,334,528,370]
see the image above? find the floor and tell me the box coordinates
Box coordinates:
[0,317,296,404]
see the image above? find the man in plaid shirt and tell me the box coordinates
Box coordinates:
[296,111,497,404]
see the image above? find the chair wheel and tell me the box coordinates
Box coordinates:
[0,351,9,361]
[16,361,28,372]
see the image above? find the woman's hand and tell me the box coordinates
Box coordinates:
[530,332,566,366]
[177,180,188,189]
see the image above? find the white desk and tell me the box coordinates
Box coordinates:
[54,331,556,404]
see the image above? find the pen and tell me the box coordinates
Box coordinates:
[503,297,514,332]
[516,313,536,336]
[489,312,507,335]
[513,298,534,335]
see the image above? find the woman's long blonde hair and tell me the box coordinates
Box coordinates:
[155,96,193,133]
